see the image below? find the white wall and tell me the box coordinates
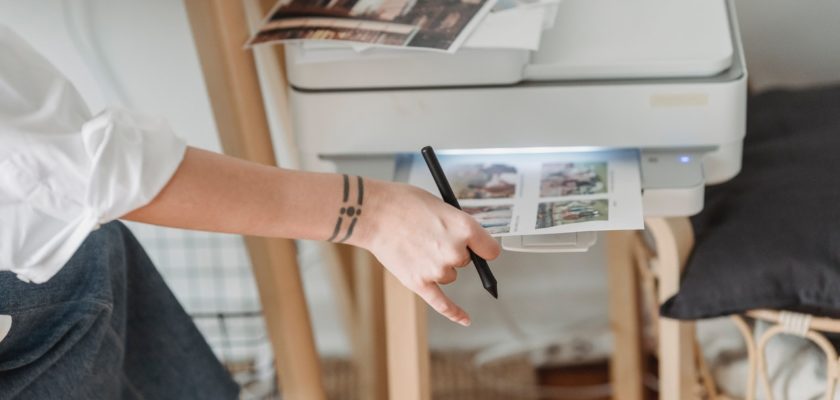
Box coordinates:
[735,0,840,91]
[0,0,221,151]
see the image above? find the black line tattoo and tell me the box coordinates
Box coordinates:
[326,216,343,242]
[329,175,364,242]
[357,175,364,205]
[337,218,357,243]
[342,174,350,203]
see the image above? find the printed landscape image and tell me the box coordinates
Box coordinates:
[463,205,513,234]
[540,162,607,197]
[447,163,518,200]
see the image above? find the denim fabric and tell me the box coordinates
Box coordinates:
[0,222,240,399]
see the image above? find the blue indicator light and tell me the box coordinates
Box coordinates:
[679,155,691,163]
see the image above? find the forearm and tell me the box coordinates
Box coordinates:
[124,147,373,246]
[125,146,501,326]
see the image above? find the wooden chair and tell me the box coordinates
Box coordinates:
[627,218,840,400]
[608,218,701,400]
[710,310,840,400]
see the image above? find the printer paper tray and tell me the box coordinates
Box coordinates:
[401,149,645,239]
[500,148,706,253]
[327,147,706,254]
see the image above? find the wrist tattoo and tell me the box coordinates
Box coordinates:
[327,174,364,243]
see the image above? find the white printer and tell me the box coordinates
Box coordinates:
[282,0,746,252]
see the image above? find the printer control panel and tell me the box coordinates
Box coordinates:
[640,149,706,218]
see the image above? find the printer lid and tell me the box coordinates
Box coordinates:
[284,0,735,90]
[525,0,733,81]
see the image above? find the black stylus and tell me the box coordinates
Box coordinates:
[421,146,499,299]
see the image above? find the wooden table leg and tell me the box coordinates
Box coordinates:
[184,1,325,398]
[646,218,695,400]
[385,271,431,400]
[354,250,389,400]
[325,243,389,400]
[326,244,360,353]
[607,231,646,400]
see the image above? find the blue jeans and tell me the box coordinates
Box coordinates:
[0,222,240,399]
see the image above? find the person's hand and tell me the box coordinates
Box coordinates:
[347,180,501,326]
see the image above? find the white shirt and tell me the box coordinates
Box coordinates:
[0,25,187,284]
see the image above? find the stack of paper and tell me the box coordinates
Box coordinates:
[248,0,562,53]
[405,150,644,236]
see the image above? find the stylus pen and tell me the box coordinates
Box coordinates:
[421,146,499,299]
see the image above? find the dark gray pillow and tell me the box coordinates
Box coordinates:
[660,85,840,320]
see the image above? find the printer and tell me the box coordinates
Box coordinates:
[282,0,746,252]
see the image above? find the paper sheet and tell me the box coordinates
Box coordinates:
[493,0,562,28]
[406,150,644,236]
[493,0,561,12]
[248,0,495,53]
[462,6,545,50]
[284,0,562,61]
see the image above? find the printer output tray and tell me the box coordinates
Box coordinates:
[325,147,706,254]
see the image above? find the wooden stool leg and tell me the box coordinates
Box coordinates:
[245,239,326,399]
[607,231,646,400]
[385,271,431,400]
[184,1,325,398]
[353,250,389,400]
[326,244,359,359]
[646,218,695,400]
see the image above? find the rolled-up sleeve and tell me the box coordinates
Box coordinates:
[0,25,186,283]
[82,109,186,223]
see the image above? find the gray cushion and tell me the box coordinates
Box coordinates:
[661,85,840,320]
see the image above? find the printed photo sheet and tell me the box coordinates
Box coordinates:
[406,150,644,237]
[248,0,495,53]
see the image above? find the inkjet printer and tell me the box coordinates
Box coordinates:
[282,0,747,252]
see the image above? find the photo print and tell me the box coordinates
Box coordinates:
[447,163,518,200]
[463,205,513,234]
[249,0,493,51]
[540,162,607,197]
[405,149,643,236]
[536,199,609,229]
[251,18,417,47]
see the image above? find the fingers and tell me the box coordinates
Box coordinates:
[446,248,472,269]
[436,267,457,285]
[465,219,502,261]
[415,283,471,327]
